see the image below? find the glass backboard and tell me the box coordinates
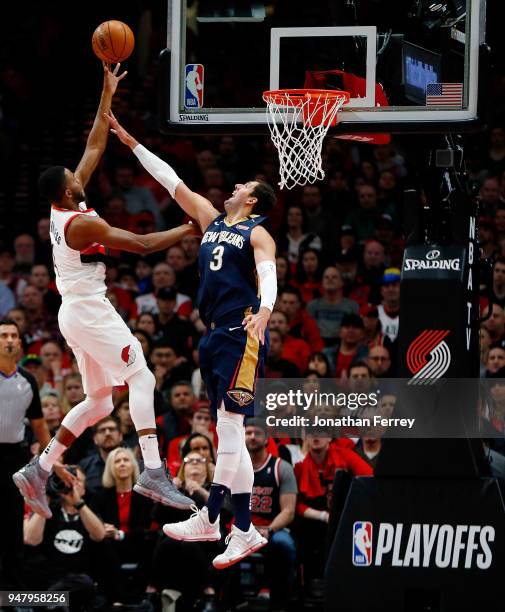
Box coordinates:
[160,0,486,134]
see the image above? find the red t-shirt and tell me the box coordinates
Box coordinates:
[117,490,132,533]
[335,351,356,378]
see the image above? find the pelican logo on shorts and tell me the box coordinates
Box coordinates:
[353,521,373,566]
[185,64,204,108]
[406,330,451,384]
[121,344,136,367]
[227,389,254,407]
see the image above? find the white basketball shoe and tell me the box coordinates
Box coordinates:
[162,505,221,541]
[213,523,267,570]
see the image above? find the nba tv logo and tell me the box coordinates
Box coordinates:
[185,64,204,108]
[353,521,373,566]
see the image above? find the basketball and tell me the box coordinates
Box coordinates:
[92,20,135,63]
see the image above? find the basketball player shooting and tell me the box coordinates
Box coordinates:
[12,63,195,518]
[106,111,277,568]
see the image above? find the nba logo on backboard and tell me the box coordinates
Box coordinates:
[185,64,204,108]
[352,521,373,566]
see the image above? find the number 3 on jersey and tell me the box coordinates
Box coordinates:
[210,245,224,271]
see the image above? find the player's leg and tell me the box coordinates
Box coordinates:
[125,367,192,509]
[12,383,114,518]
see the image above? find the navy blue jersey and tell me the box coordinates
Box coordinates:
[198,213,267,326]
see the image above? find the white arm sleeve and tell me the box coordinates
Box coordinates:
[133,144,182,198]
[257,260,277,313]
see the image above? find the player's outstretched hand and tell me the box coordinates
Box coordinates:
[102,62,127,96]
[243,308,270,345]
[104,110,138,149]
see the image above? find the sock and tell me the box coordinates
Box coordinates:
[39,438,67,473]
[139,434,162,469]
[207,483,230,523]
[232,493,251,531]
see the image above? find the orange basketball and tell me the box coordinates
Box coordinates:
[92,20,135,63]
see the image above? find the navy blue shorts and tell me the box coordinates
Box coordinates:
[199,319,269,418]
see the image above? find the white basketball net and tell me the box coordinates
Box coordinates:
[263,90,349,190]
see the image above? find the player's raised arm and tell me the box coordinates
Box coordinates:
[243,224,277,344]
[66,215,197,256]
[105,111,219,232]
[74,63,127,188]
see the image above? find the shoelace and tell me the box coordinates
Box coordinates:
[189,504,201,520]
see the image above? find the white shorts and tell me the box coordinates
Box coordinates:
[58,294,146,395]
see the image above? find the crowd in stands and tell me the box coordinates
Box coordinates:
[2,2,505,611]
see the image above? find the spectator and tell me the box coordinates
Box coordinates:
[179,235,201,299]
[324,313,368,378]
[480,326,493,377]
[480,176,505,215]
[278,287,324,352]
[294,248,323,303]
[482,303,505,341]
[20,284,58,344]
[307,352,331,377]
[355,240,386,304]
[79,416,124,497]
[479,217,497,260]
[113,391,139,450]
[0,249,26,300]
[150,343,193,399]
[151,449,221,610]
[344,185,381,243]
[0,281,15,317]
[378,268,401,343]
[166,402,216,474]
[355,437,382,469]
[245,419,298,610]
[102,192,131,230]
[113,161,165,230]
[19,353,47,390]
[136,311,159,339]
[276,255,292,296]
[335,225,360,264]
[265,329,301,378]
[154,287,198,358]
[92,447,155,598]
[23,467,107,608]
[133,328,155,360]
[307,266,360,347]
[494,207,505,243]
[300,184,337,252]
[132,262,191,321]
[367,345,392,377]
[156,381,197,449]
[492,258,505,307]
[486,127,505,175]
[61,373,85,415]
[29,263,61,315]
[35,217,53,268]
[13,233,35,274]
[485,342,505,377]
[294,434,372,587]
[39,340,67,395]
[279,205,322,266]
[41,390,63,436]
[135,258,154,294]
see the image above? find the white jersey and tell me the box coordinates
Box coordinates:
[50,204,107,297]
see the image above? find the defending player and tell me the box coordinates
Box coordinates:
[12,64,194,518]
[106,111,277,568]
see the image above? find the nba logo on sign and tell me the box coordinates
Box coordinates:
[352,521,373,566]
[185,64,204,108]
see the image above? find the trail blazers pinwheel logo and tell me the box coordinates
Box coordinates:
[406,330,451,384]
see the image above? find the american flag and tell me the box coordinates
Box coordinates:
[426,83,463,107]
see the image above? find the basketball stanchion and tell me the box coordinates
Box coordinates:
[262,89,349,190]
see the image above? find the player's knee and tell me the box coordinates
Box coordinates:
[126,366,155,392]
[87,394,114,425]
[216,409,244,454]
